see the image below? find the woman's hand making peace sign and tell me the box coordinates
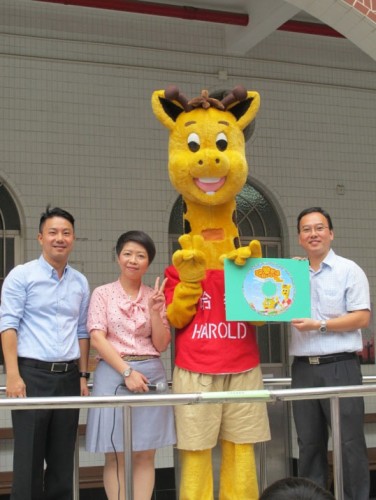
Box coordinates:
[148,276,168,314]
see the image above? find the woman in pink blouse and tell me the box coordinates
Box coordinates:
[85,230,175,500]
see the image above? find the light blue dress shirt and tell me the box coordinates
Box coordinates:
[0,255,90,361]
[289,249,370,356]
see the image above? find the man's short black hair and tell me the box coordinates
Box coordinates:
[297,207,333,233]
[39,205,75,233]
[259,477,334,500]
[116,230,156,264]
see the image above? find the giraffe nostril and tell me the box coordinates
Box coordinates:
[215,158,220,164]
[198,160,203,165]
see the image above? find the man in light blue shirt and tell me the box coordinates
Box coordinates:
[290,207,370,500]
[0,206,90,500]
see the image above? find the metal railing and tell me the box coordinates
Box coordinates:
[1,377,376,500]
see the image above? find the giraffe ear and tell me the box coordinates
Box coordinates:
[227,91,260,132]
[152,90,185,131]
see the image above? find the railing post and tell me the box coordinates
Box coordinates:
[123,404,133,500]
[73,429,80,500]
[259,441,267,492]
[330,396,344,500]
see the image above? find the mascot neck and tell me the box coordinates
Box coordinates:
[184,198,239,269]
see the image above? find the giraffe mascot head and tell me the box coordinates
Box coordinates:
[152,85,261,269]
[152,85,270,500]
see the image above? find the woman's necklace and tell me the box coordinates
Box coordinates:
[124,289,138,300]
[120,280,139,300]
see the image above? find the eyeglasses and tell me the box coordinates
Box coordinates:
[300,225,329,234]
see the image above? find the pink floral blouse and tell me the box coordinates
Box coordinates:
[87,280,170,357]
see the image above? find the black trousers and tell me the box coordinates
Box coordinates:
[11,363,80,500]
[292,356,369,500]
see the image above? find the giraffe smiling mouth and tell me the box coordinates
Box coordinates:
[194,177,226,194]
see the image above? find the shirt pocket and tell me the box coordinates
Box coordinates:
[318,286,344,318]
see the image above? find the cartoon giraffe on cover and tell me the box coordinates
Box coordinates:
[152,85,270,500]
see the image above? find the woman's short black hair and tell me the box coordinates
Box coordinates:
[115,230,156,264]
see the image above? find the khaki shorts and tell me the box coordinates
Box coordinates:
[173,366,270,450]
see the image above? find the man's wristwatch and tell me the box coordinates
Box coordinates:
[79,372,90,379]
[319,320,327,334]
[122,367,133,378]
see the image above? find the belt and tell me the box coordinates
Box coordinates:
[18,357,78,373]
[122,355,157,361]
[295,352,357,365]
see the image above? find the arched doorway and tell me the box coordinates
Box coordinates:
[0,182,22,366]
[168,180,292,486]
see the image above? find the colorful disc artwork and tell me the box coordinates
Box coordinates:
[243,263,295,317]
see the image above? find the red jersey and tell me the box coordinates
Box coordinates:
[165,266,260,374]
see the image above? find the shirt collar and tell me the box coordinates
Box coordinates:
[38,254,70,278]
[322,248,336,268]
[310,248,335,273]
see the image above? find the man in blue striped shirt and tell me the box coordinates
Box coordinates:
[0,206,90,500]
[290,207,370,500]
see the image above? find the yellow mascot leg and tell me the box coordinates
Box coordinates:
[179,449,214,500]
[219,440,259,500]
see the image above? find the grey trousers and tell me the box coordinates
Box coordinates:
[291,356,369,500]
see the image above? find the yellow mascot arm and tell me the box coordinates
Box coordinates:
[220,239,262,266]
[166,234,206,329]
[173,234,206,282]
[167,282,203,329]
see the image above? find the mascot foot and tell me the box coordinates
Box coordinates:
[219,440,259,500]
[179,449,214,500]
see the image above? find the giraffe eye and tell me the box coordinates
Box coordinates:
[188,133,200,153]
[216,132,228,152]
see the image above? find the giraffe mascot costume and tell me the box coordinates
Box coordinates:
[152,85,270,500]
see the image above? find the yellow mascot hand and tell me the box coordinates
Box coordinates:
[221,239,262,266]
[173,234,206,283]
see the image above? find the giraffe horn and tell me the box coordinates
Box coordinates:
[165,85,191,111]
